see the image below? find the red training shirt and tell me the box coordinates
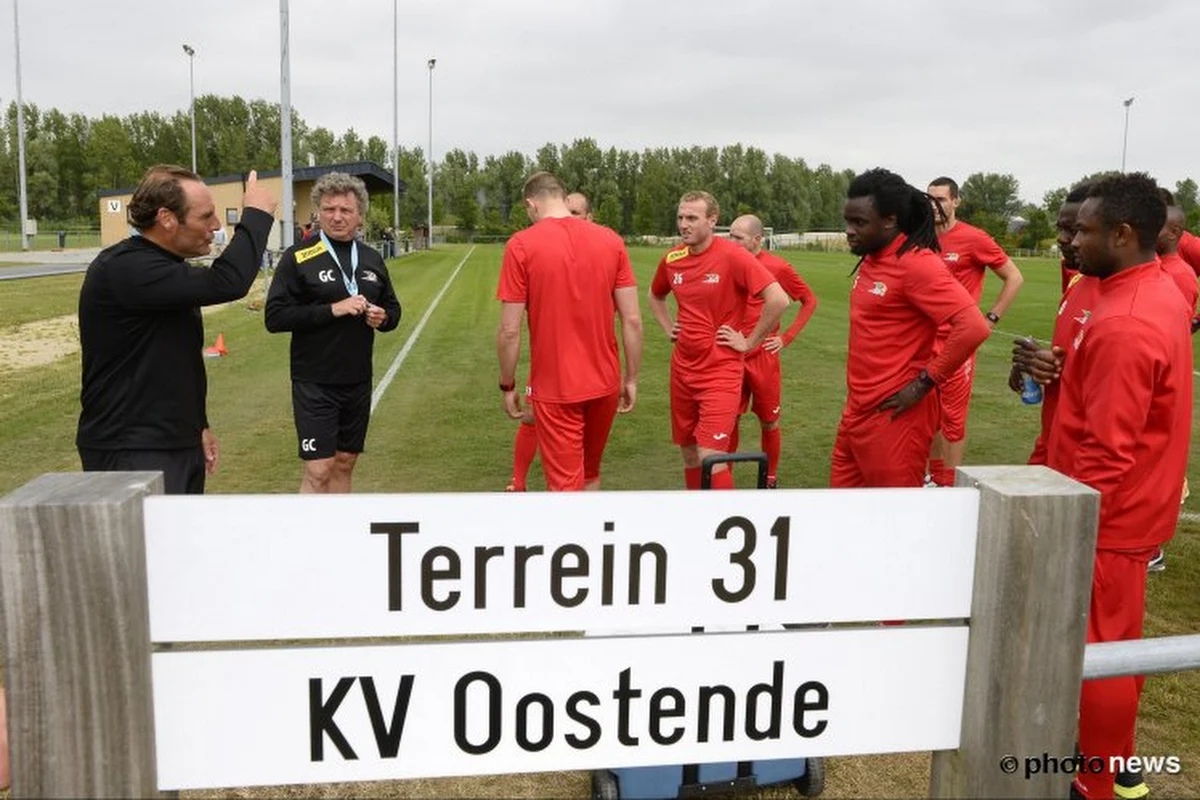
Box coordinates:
[845,234,977,413]
[936,221,1009,302]
[1160,251,1198,314]
[1179,230,1200,277]
[740,250,817,345]
[650,236,775,383]
[1060,260,1079,297]
[497,216,636,404]
[1027,273,1099,466]
[1046,262,1193,551]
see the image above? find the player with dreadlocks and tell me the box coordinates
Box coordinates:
[830,168,990,488]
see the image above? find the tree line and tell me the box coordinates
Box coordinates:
[2,95,1197,247]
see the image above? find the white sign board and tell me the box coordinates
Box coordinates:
[106,199,122,213]
[152,626,968,790]
[144,489,979,642]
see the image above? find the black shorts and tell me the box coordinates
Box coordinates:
[78,445,206,495]
[291,380,371,460]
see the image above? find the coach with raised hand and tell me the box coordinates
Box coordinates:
[76,165,276,494]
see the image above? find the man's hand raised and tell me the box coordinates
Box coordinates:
[242,169,278,216]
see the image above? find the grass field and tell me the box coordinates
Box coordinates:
[1,244,1198,798]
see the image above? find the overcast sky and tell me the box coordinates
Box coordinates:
[2,0,1195,204]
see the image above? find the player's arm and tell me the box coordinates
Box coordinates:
[496,301,525,418]
[742,282,788,351]
[264,252,337,332]
[777,271,818,348]
[614,286,643,413]
[647,264,678,341]
[1071,321,1159,498]
[985,258,1024,326]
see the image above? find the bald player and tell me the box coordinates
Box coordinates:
[727,214,818,487]
[1157,189,1198,314]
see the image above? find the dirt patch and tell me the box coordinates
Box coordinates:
[0,314,80,372]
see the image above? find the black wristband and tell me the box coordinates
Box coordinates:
[986,311,1001,324]
[917,369,936,388]
[499,380,516,392]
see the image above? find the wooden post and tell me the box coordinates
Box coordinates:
[930,465,1100,799]
[0,472,164,798]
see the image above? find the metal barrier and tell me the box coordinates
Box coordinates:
[1083,634,1200,680]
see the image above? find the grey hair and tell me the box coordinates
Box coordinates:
[311,172,369,215]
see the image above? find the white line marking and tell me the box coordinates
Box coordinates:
[371,246,477,412]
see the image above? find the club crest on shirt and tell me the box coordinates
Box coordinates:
[870,281,888,297]
[703,273,720,284]
[1073,309,1091,326]
[943,252,960,262]
[360,270,379,283]
[672,271,684,285]
[665,247,689,264]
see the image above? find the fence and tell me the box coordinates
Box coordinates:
[0,228,101,253]
[0,465,1190,798]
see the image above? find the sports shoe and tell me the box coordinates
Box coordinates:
[504,481,525,492]
[923,474,937,488]
[1147,550,1166,573]
[766,476,778,489]
[1114,768,1149,799]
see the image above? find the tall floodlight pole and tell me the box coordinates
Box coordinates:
[280,0,294,249]
[13,0,30,250]
[182,44,196,173]
[427,57,436,249]
[392,0,400,247]
[1121,96,1134,172]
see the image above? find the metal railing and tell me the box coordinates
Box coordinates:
[1083,634,1200,679]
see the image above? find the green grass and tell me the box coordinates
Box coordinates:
[1,244,1198,798]
[0,230,100,252]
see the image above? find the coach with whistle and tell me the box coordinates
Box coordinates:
[266,172,401,494]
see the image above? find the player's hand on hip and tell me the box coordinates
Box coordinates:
[618,379,637,414]
[763,335,784,354]
[242,170,278,215]
[716,325,749,353]
[332,295,368,318]
[503,389,523,419]
[201,428,220,475]
[877,377,932,420]
[669,321,681,343]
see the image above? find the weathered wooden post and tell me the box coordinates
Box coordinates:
[930,465,1099,798]
[0,472,165,799]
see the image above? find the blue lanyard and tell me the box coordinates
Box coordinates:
[320,231,358,296]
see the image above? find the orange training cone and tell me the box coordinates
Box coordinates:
[203,333,228,358]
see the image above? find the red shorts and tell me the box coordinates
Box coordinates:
[670,366,741,451]
[739,349,782,423]
[829,393,939,488]
[532,392,620,491]
[936,354,975,442]
[1077,548,1154,799]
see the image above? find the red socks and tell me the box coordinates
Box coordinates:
[929,458,955,487]
[762,427,781,482]
[709,469,734,490]
[510,422,538,490]
[685,466,702,490]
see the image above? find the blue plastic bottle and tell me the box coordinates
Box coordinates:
[1021,374,1043,405]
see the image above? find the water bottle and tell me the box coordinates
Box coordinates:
[1021,373,1043,405]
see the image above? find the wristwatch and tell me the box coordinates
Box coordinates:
[499,379,516,392]
[916,369,937,389]
[986,311,1001,324]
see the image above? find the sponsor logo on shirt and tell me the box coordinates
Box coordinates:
[1073,309,1091,326]
[870,281,888,297]
[295,240,328,264]
[713,432,729,441]
[672,271,684,285]
[703,273,720,284]
[1074,329,1086,350]
[943,252,960,262]
[360,270,379,283]
[665,247,690,264]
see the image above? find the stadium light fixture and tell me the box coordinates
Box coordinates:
[427,57,436,249]
[183,43,197,173]
[1121,96,1134,172]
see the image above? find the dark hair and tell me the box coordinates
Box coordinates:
[523,171,567,200]
[929,176,959,198]
[1064,180,1094,204]
[1158,187,1176,207]
[1086,173,1166,249]
[127,164,200,230]
[848,168,941,255]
